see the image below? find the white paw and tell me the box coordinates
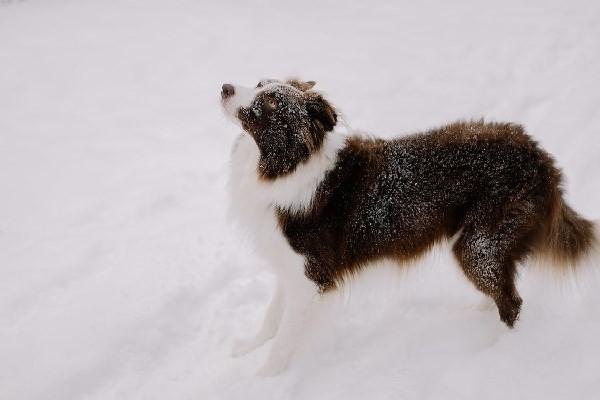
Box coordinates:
[231,337,266,357]
[257,351,291,377]
[476,297,496,311]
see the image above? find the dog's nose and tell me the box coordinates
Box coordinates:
[221,83,235,99]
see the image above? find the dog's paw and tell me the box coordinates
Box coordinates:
[475,297,496,311]
[256,352,291,377]
[231,337,265,357]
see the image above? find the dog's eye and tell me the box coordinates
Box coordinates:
[263,96,278,112]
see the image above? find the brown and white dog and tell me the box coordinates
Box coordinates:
[221,78,597,375]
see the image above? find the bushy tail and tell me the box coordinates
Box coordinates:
[541,197,597,268]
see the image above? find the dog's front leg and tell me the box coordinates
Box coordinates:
[232,280,285,357]
[257,270,318,376]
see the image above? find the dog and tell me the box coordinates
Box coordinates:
[221,78,597,375]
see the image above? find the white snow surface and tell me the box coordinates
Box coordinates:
[1,1,600,399]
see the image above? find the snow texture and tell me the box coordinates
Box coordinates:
[1,0,600,399]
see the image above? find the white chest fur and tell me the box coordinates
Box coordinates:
[227,131,345,269]
[226,129,347,375]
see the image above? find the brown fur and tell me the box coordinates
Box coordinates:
[276,118,596,328]
[228,79,597,328]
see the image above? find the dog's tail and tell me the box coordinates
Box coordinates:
[537,194,598,270]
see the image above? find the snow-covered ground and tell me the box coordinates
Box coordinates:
[1,1,600,399]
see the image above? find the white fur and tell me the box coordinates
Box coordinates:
[222,85,256,123]
[228,130,346,215]
[227,125,346,375]
[225,80,348,374]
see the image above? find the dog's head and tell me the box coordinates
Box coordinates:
[221,78,337,179]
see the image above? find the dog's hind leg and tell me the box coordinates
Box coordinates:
[232,281,285,357]
[257,261,319,376]
[452,202,539,327]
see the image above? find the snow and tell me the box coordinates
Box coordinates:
[1,0,599,399]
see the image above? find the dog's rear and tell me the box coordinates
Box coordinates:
[538,188,597,269]
[521,141,598,269]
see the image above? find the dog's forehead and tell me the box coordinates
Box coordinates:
[259,82,303,99]
[257,78,279,87]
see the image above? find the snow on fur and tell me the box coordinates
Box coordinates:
[1,1,599,399]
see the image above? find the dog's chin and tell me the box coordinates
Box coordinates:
[221,104,255,140]
[221,100,243,127]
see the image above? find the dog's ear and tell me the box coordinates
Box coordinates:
[306,94,337,132]
[287,79,316,92]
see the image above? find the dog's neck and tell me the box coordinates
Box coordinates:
[267,127,347,213]
[228,128,347,216]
